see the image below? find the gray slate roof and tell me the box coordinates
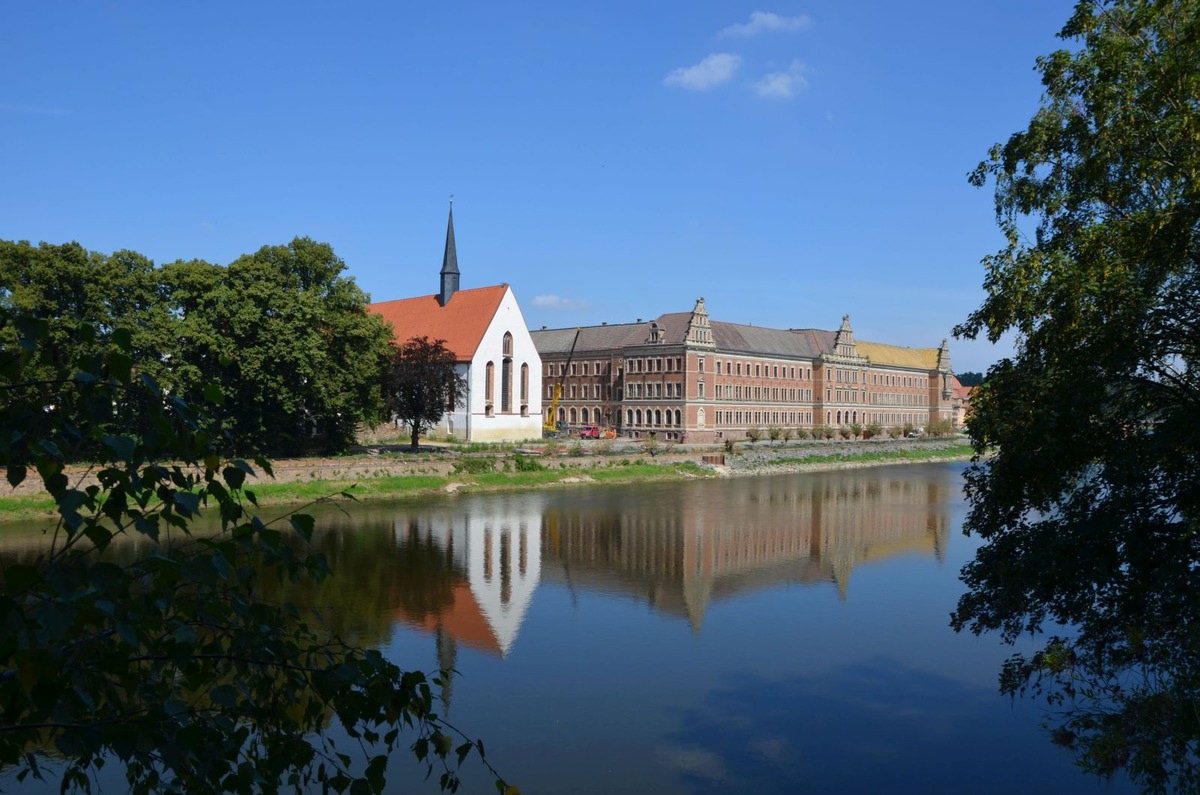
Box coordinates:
[531,313,839,359]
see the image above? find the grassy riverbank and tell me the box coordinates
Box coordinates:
[0,442,975,524]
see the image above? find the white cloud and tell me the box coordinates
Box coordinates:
[533,294,588,310]
[753,60,810,98]
[663,53,741,91]
[719,11,812,38]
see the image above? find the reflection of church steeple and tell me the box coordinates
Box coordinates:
[435,626,457,717]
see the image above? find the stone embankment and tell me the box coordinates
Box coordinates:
[721,438,973,475]
[3,438,972,498]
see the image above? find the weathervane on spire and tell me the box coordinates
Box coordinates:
[449,193,454,208]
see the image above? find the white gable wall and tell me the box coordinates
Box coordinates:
[457,287,543,442]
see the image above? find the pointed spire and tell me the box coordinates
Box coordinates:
[439,195,460,306]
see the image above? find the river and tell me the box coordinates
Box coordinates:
[0,462,1137,794]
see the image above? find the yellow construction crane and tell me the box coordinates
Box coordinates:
[543,327,582,437]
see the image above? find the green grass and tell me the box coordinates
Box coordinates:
[0,447,972,523]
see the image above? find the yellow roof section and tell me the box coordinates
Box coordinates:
[856,340,939,370]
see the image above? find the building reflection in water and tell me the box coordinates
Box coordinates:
[388,498,542,659]
[388,467,953,659]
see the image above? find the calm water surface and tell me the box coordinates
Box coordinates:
[1,462,1138,794]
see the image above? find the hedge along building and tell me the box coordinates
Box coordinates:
[530,298,955,444]
[369,201,543,442]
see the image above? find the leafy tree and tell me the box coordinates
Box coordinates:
[0,307,509,793]
[956,371,984,387]
[381,337,465,452]
[953,2,1200,791]
[162,239,393,456]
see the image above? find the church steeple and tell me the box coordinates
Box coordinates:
[439,195,460,306]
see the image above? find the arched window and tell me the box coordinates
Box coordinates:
[520,363,529,415]
[636,409,643,425]
[627,409,633,425]
[593,408,601,424]
[569,408,577,424]
[655,409,662,425]
[485,361,495,416]
[675,409,682,426]
[502,332,513,357]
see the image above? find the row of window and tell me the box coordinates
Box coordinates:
[710,359,813,381]
[546,381,931,408]
[549,357,931,388]
[709,410,929,427]
[483,360,530,415]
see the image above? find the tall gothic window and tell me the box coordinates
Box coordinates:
[520,363,529,415]
[485,361,495,417]
[501,332,513,413]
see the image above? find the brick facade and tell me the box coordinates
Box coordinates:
[530,298,956,443]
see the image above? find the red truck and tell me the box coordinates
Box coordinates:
[578,425,601,439]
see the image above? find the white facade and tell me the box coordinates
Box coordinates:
[439,286,543,443]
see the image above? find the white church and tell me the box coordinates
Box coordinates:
[369,202,544,443]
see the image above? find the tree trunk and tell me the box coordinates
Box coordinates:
[410,424,420,451]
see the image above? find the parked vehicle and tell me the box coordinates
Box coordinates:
[579,424,601,439]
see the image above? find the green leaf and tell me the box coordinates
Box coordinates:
[223,466,246,490]
[202,383,225,406]
[290,514,315,541]
[6,463,26,488]
[103,434,137,463]
[106,351,133,382]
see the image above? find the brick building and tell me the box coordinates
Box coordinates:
[530,298,955,443]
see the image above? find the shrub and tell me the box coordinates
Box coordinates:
[926,417,956,437]
[724,438,736,454]
[452,457,496,474]
[838,426,853,440]
[781,426,795,442]
[568,441,585,457]
[513,453,545,472]
[794,426,811,440]
[767,425,782,443]
[849,422,863,439]
[865,422,883,439]
[745,427,762,443]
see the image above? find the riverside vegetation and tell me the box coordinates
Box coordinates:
[0,438,973,525]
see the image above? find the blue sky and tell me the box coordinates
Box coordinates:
[2,2,1076,373]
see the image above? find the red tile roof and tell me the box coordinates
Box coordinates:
[369,284,508,361]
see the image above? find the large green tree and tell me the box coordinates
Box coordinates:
[162,238,393,456]
[953,1,1200,792]
[0,237,392,458]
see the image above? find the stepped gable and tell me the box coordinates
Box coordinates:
[369,284,508,361]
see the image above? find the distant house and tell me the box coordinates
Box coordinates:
[951,376,974,429]
[369,203,543,442]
